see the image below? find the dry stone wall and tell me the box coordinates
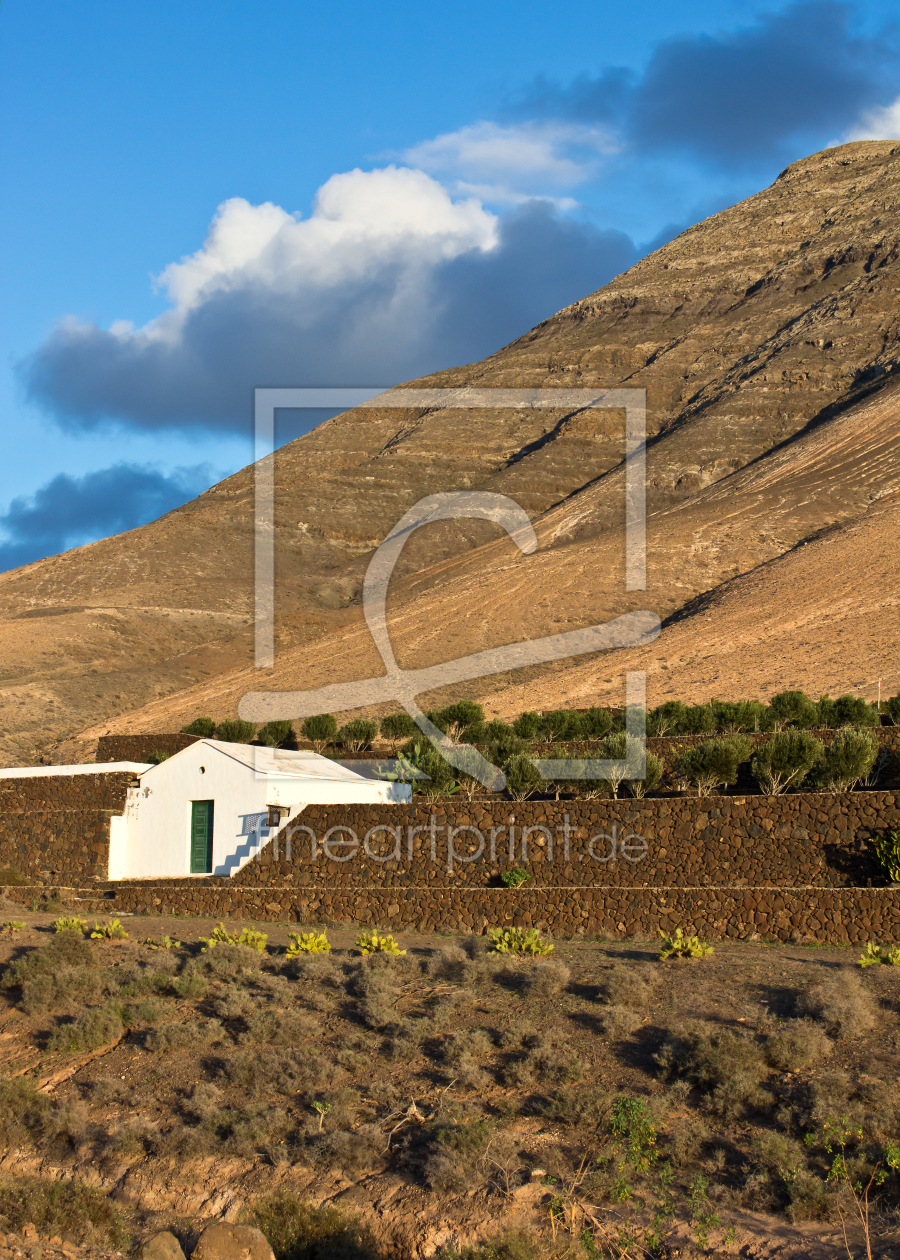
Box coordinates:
[95,733,199,762]
[0,772,133,882]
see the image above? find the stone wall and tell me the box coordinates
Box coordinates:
[56,881,900,946]
[95,733,199,762]
[0,773,133,882]
[229,792,898,890]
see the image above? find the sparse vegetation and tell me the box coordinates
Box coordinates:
[659,928,714,960]
[286,931,331,955]
[487,927,553,955]
[859,942,900,967]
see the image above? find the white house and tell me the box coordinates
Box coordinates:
[0,741,410,881]
[108,740,411,879]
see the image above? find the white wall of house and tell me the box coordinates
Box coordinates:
[107,739,410,880]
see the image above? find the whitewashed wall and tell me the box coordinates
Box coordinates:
[107,741,409,880]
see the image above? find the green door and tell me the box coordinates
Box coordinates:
[190,800,214,874]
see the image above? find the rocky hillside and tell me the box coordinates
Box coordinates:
[4,141,900,760]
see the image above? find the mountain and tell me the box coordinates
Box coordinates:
[4,140,900,762]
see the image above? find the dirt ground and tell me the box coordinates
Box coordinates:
[0,909,899,1260]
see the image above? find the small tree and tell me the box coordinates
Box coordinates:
[504,753,543,801]
[401,740,458,799]
[512,710,543,740]
[215,718,256,744]
[832,694,880,728]
[541,709,588,740]
[181,717,215,737]
[822,727,879,791]
[769,689,818,730]
[885,694,900,727]
[675,736,752,796]
[587,732,648,799]
[300,713,338,753]
[751,730,824,795]
[582,706,613,739]
[380,712,418,746]
[625,749,664,798]
[336,718,378,753]
[680,704,717,735]
[431,700,484,739]
[712,700,769,734]
[648,700,687,737]
[257,720,294,748]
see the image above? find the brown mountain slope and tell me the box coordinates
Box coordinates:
[4,140,900,761]
[83,365,900,740]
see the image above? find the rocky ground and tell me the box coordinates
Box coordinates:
[0,908,898,1258]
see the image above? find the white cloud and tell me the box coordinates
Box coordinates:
[400,121,619,204]
[145,165,498,341]
[841,94,900,141]
[23,163,637,432]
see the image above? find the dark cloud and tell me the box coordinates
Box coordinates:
[20,204,637,435]
[0,463,213,573]
[520,2,897,167]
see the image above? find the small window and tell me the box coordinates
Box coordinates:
[267,805,288,827]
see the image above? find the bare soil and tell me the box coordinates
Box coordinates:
[0,911,899,1259]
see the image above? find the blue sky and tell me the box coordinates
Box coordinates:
[2,0,899,570]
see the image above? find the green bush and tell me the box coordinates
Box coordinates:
[648,700,687,736]
[431,701,484,735]
[821,727,878,790]
[400,740,459,798]
[180,717,216,737]
[257,719,294,747]
[874,830,900,882]
[500,868,531,888]
[713,699,769,733]
[503,753,543,800]
[675,735,752,796]
[380,712,418,743]
[817,694,880,728]
[300,713,338,752]
[511,710,542,739]
[679,703,717,735]
[540,709,587,740]
[751,730,824,795]
[47,1003,124,1053]
[214,718,257,743]
[769,689,818,729]
[0,1174,128,1248]
[582,706,614,738]
[336,718,378,752]
[488,927,553,955]
[242,1191,382,1260]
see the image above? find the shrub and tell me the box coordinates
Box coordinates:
[90,918,128,940]
[181,717,216,737]
[713,700,769,733]
[600,963,654,1010]
[583,732,644,798]
[648,700,687,736]
[286,931,331,956]
[2,931,96,993]
[214,718,257,743]
[796,969,877,1036]
[487,927,553,956]
[625,748,664,798]
[874,830,900,881]
[769,690,818,729]
[399,740,458,798]
[659,928,713,960]
[242,1190,382,1260]
[355,931,405,955]
[523,959,570,997]
[503,753,542,800]
[512,711,542,739]
[145,1019,223,1052]
[500,868,530,888]
[380,712,418,744]
[0,866,28,886]
[200,924,268,953]
[257,719,295,747]
[582,706,614,738]
[751,730,824,795]
[597,1006,643,1037]
[53,916,87,935]
[336,718,378,752]
[540,709,587,741]
[47,1003,124,1053]
[674,735,751,795]
[680,703,717,734]
[0,1174,128,1248]
[818,693,880,728]
[300,713,338,752]
[885,693,900,726]
[858,942,900,967]
[764,1019,832,1071]
[432,701,484,737]
[821,727,878,790]
[656,1024,770,1120]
